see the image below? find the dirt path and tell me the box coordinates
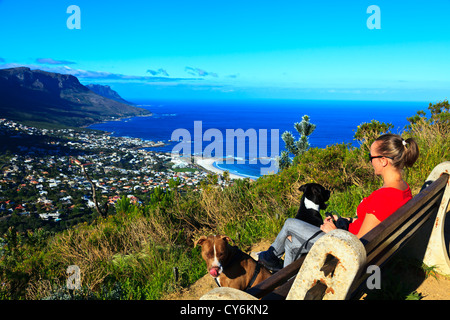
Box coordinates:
[164,240,450,300]
[415,274,450,300]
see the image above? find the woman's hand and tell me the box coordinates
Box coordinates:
[320,217,337,233]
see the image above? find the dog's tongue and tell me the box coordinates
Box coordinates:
[209,268,219,277]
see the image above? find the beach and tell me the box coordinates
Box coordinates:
[194,156,249,180]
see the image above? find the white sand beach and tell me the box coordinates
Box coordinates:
[194,156,248,180]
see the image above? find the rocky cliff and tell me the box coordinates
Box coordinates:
[0,67,150,127]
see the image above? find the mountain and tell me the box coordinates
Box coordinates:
[0,67,151,127]
[85,84,135,106]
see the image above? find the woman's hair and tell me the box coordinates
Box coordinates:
[374,133,419,169]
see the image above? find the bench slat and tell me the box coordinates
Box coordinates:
[365,195,441,264]
[350,204,441,298]
[372,206,438,267]
[261,278,295,300]
[245,255,306,298]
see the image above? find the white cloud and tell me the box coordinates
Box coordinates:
[36,58,76,65]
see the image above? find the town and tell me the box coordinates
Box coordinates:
[0,119,233,233]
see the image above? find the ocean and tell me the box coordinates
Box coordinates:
[88,99,427,179]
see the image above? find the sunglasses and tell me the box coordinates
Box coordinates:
[368,153,394,162]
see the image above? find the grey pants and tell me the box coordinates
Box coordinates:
[271,218,325,267]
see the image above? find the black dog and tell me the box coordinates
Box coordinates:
[295,183,331,227]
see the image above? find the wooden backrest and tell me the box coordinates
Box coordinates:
[245,255,305,299]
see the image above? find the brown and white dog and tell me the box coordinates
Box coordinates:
[194,235,272,291]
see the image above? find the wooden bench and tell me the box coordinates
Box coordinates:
[200,161,450,300]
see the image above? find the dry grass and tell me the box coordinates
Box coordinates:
[46,213,162,291]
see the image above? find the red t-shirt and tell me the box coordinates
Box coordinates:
[348,185,412,235]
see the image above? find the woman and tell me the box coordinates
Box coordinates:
[258,133,420,271]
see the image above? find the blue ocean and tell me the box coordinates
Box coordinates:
[89,99,427,179]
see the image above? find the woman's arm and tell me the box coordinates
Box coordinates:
[356,213,380,239]
[321,214,377,239]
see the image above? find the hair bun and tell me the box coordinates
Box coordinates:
[375,134,419,169]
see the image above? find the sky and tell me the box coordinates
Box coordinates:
[0,0,449,102]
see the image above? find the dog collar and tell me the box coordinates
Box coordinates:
[304,197,320,211]
[213,249,261,290]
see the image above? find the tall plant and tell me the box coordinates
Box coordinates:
[278,115,316,170]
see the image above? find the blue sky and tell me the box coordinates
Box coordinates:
[1,0,449,102]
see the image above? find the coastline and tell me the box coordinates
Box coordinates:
[82,112,153,129]
[86,116,255,180]
[194,156,253,180]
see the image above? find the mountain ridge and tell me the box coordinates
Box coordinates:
[85,83,135,106]
[0,67,151,128]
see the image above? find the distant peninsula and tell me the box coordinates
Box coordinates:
[85,84,136,106]
[0,67,151,128]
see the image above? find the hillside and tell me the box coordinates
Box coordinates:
[0,67,150,128]
[0,100,448,300]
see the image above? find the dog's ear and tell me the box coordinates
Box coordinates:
[220,235,233,244]
[194,235,208,247]
[299,184,309,192]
